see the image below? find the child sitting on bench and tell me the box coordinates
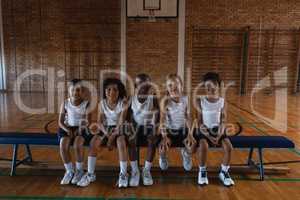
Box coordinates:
[195,72,234,187]
[127,73,160,186]
[77,78,133,188]
[58,79,92,185]
[158,74,195,171]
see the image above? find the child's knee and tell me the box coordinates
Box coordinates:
[148,135,158,147]
[148,141,156,149]
[223,140,233,153]
[116,135,126,147]
[128,138,136,148]
[60,137,70,150]
[199,139,208,150]
[73,136,84,150]
[90,136,101,149]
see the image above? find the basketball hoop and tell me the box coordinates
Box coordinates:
[148,9,156,22]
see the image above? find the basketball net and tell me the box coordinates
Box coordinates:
[148,9,156,22]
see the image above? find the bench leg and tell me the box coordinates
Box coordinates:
[10,144,19,176]
[247,147,254,165]
[25,144,33,162]
[258,148,264,181]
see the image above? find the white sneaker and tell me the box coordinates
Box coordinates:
[181,148,192,171]
[71,170,84,184]
[60,171,74,185]
[77,173,96,187]
[198,170,209,185]
[219,171,235,187]
[129,170,140,187]
[118,173,129,188]
[159,156,169,171]
[142,168,153,186]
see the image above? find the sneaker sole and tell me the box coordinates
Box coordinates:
[77,183,89,187]
[60,182,70,185]
[143,181,153,186]
[219,179,233,187]
[118,185,128,188]
[198,180,208,186]
[129,183,139,187]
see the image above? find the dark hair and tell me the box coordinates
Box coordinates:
[102,78,126,99]
[68,79,82,87]
[136,73,151,83]
[203,72,221,86]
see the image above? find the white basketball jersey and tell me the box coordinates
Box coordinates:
[131,95,155,125]
[64,98,89,127]
[200,97,224,129]
[165,96,188,130]
[101,99,124,126]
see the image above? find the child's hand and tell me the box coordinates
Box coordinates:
[111,128,120,136]
[207,135,218,146]
[74,129,82,136]
[107,134,117,151]
[66,129,74,137]
[183,134,196,154]
[158,125,167,136]
[159,136,171,154]
[215,134,223,144]
[147,134,157,145]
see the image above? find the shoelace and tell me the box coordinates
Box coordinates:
[74,171,83,177]
[144,170,151,178]
[66,172,74,176]
[120,173,127,180]
[132,171,139,176]
[222,171,231,179]
[201,171,207,178]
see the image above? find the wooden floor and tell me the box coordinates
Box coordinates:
[0,92,300,200]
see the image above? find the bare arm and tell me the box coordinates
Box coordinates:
[58,102,70,133]
[116,98,129,133]
[218,100,227,136]
[96,102,108,136]
[152,96,160,125]
[185,97,192,135]
[79,102,92,129]
[159,96,168,137]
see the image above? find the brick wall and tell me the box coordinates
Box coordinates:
[2,0,300,94]
[126,19,178,89]
[186,0,300,94]
[2,0,120,92]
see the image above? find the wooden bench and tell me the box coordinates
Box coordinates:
[0,132,295,180]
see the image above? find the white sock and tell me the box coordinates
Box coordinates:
[199,166,206,172]
[144,161,152,171]
[130,160,139,173]
[64,162,74,173]
[221,164,230,172]
[76,162,83,171]
[120,161,127,175]
[88,156,97,174]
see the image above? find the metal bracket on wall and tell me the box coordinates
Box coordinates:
[239,26,250,96]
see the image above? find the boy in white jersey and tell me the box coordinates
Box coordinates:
[195,72,234,187]
[128,74,160,186]
[77,78,134,188]
[58,79,92,185]
[158,74,195,171]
